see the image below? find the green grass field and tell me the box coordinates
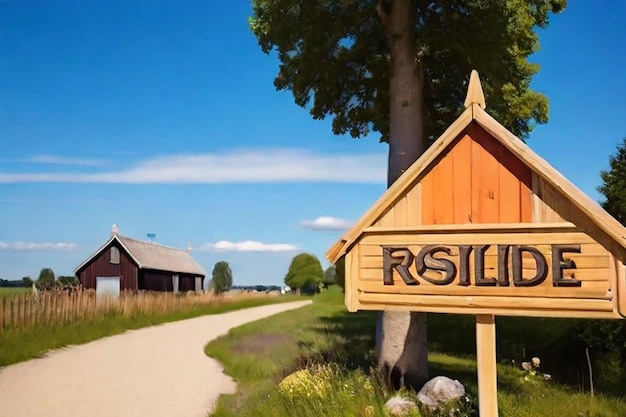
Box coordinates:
[0,293,300,367]
[205,286,626,417]
[0,287,30,298]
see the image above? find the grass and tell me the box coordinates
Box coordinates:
[205,286,626,417]
[0,293,300,367]
[0,287,30,298]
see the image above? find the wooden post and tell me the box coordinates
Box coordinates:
[476,314,498,417]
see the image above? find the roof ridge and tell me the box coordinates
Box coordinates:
[117,235,189,252]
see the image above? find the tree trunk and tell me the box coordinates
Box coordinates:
[376,0,429,391]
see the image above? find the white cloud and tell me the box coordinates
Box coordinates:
[23,155,107,166]
[0,148,386,184]
[199,240,298,252]
[300,216,353,231]
[0,241,77,251]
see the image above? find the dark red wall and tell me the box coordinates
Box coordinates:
[140,271,173,291]
[77,243,138,290]
[179,275,198,292]
[138,272,202,292]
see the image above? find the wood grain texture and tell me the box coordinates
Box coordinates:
[476,315,499,417]
[453,134,473,223]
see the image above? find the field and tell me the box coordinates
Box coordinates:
[0,287,30,298]
[205,286,626,417]
[0,289,299,366]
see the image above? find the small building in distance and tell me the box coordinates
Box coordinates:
[75,225,205,293]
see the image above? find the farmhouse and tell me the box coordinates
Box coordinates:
[75,225,206,293]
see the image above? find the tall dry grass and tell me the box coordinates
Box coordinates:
[0,288,271,331]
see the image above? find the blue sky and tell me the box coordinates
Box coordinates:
[1,1,625,285]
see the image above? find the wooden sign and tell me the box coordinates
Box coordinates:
[326,71,626,417]
[327,71,626,320]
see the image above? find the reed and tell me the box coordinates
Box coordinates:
[0,288,269,332]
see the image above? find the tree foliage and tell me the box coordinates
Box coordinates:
[284,253,324,290]
[250,0,565,144]
[211,261,233,295]
[586,137,626,394]
[598,138,626,224]
[58,275,80,288]
[36,268,56,290]
[323,265,336,287]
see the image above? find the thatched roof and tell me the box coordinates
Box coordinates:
[75,233,206,276]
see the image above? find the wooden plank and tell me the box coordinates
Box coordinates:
[359,231,597,246]
[345,250,359,312]
[433,147,455,224]
[471,124,500,223]
[520,172,533,222]
[453,134,473,224]
[609,254,619,316]
[346,301,618,319]
[472,123,525,223]
[394,195,408,227]
[376,208,394,227]
[357,281,611,300]
[357,293,614,313]
[421,166,436,225]
[534,175,565,223]
[615,255,626,318]
[360,241,608,258]
[476,315,498,417]
[405,182,422,226]
[363,222,578,234]
[498,162,521,223]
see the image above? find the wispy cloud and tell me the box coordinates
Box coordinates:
[0,241,77,251]
[199,240,298,252]
[0,148,386,184]
[300,216,353,231]
[22,155,107,166]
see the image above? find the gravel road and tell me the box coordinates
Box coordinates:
[0,300,311,417]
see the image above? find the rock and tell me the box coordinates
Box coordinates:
[416,376,465,410]
[385,396,418,416]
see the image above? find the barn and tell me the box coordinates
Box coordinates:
[74,226,206,293]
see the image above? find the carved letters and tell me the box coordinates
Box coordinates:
[382,244,582,288]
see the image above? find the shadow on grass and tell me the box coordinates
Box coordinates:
[296,308,549,397]
[297,309,378,371]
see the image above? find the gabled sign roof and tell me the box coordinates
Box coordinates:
[327,71,626,266]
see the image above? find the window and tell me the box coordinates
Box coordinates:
[110,246,120,264]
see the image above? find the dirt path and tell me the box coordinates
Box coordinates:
[0,300,311,417]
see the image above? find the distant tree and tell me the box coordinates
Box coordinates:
[335,257,346,291]
[284,253,324,292]
[211,261,233,295]
[598,138,626,224]
[36,268,56,290]
[323,265,336,288]
[58,275,80,288]
[21,276,34,287]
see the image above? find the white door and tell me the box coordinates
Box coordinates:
[172,274,179,293]
[96,276,120,299]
